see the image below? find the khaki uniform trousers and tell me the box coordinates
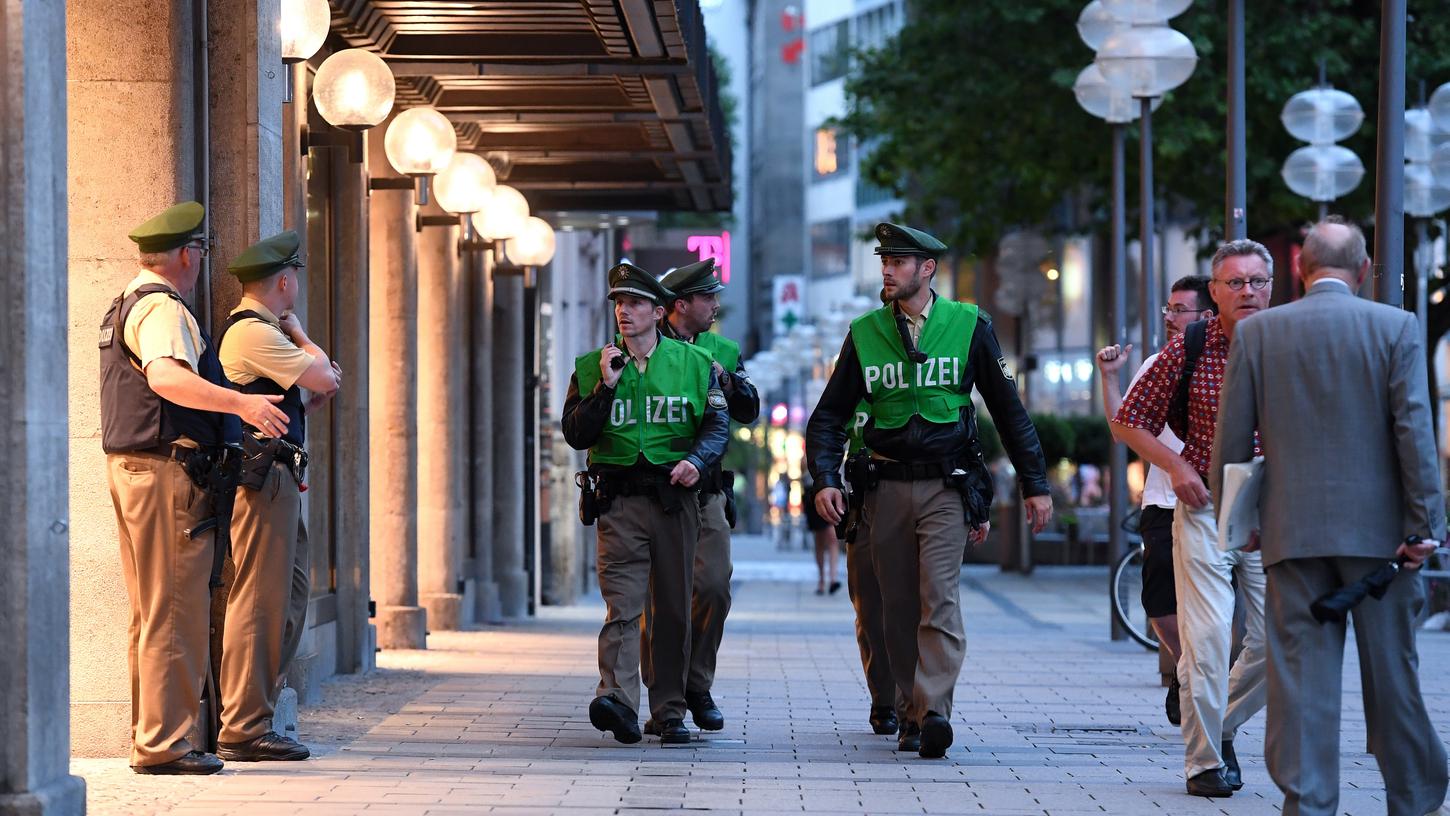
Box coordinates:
[863,478,967,723]
[220,461,309,743]
[600,493,699,721]
[844,513,906,711]
[107,451,214,767]
[687,490,732,693]
[1173,503,1267,779]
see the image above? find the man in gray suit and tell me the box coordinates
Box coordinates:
[1212,216,1447,816]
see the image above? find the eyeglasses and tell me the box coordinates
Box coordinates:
[1213,277,1270,291]
[1161,306,1208,317]
[185,242,210,258]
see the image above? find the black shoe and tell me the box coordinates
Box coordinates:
[1165,678,1181,727]
[659,717,691,745]
[918,712,953,759]
[685,690,724,731]
[1186,769,1235,798]
[589,696,642,744]
[216,731,310,762]
[829,581,842,595]
[643,718,662,737]
[1221,740,1243,790]
[869,706,899,735]
[896,721,921,752]
[131,751,224,775]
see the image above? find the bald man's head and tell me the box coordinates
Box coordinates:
[1301,216,1368,282]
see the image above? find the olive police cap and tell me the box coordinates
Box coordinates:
[128,201,206,253]
[607,262,673,305]
[228,230,306,283]
[659,258,724,297]
[873,222,948,259]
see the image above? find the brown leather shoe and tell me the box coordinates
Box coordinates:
[216,731,311,762]
[131,751,223,775]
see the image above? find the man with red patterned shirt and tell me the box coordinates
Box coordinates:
[1112,239,1273,800]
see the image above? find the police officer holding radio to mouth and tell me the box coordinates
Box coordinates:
[100,201,290,775]
[806,222,1052,759]
[562,262,729,746]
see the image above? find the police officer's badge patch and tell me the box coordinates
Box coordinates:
[997,356,1015,380]
[707,388,728,410]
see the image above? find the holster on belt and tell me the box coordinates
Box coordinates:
[945,444,994,528]
[839,453,875,542]
[595,468,695,516]
[239,434,309,491]
[575,470,600,526]
[697,465,737,528]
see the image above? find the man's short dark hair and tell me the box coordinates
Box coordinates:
[1170,274,1213,312]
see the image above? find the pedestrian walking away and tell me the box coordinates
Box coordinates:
[100,201,289,775]
[216,230,342,763]
[1212,217,1449,816]
[1112,239,1272,799]
[806,222,1053,760]
[562,262,729,746]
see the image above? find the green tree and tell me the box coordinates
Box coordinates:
[1064,415,1112,467]
[1031,413,1077,466]
[840,0,1450,255]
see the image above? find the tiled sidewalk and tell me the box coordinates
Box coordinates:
[76,536,1450,815]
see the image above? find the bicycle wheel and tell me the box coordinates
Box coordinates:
[1111,548,1160,651]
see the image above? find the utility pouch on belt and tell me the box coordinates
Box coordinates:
[240,434,278,491]
[723,470,737,529]
[946,447,993,527]
[575,470,599,526]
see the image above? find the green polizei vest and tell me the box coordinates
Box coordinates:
[691,330,740,372]
[851,298,978,429]
[575,334,713,466]
[846,400,870,456]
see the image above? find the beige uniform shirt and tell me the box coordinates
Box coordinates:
[219,297,315,390]
[902,294,935,344]
[122,271,204,372]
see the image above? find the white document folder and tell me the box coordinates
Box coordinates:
[1217,457,1265,552]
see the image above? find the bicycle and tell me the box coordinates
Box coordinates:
[1109,510,1160,651]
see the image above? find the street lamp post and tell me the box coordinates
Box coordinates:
[1374,0,1407,306]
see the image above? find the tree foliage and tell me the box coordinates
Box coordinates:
[840,0,1450,256]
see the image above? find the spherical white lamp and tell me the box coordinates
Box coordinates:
[1073,63,1160,124]
[1280,144,1364,203]
[1406,108,1438,164]
[431,153,496,215]
[1100,0,1192,24]
[471,184,530,241]
[280,0,330,63]
[1405,162,1450,219]
[1096,23,1198,99]
[1430,81,1450,135]
[383,107,457,177]
[1432,141,1450,185]
[312,48,395,130]
[1280,88,1364,145]
[1076,0,1125,51]
[503,217,557,266]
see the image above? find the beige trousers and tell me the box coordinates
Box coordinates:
[599,492,699,721]
[845,513,905,710]
[863,478,967,723]
[221,461,307,743]
[108,451,213,767]
[1173,503,1267,779]
[687,491,732,693]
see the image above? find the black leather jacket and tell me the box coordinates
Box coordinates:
[806,309,1050,498]
[659,318,761,425]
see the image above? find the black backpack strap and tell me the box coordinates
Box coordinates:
[1168,319,1208,439]
[219,309,267,348]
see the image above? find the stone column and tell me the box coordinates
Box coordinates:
[492,265,529,617]
[469,253,502,623]
[66,0,201,758]
[367,130,426,649]
[416,206,466,630]
[1,2,88,812]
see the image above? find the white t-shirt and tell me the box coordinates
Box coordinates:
[1129,352,1183,509]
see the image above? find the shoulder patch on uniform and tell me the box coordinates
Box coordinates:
[707,388,727,410]
[997,356,1014,380]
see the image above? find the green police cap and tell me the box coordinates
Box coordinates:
[873,222,948,259]
[607,262,673,306]
[228,230,306,283]
[128,201,206,254]
[659,258,724,298]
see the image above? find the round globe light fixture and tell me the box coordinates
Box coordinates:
[1073,63,1160,124]
[1095,23,1198,99]
[1432,141,1450,185]
[312,48,395,130]
[1280,144,1364,202]
[503,217,558,267]
[1405,162,1450,219]
[1406,108,1438,164]
[384,107,457,177]
[431,153,497,215]
[1280,88,1364,145]
[1076,0,1125,51]
[1100,0,1191,24]
[280,0,330,63]
[471,184,530,241]
[1430,81,1450,135]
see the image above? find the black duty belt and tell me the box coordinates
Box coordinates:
[873,460,946,481]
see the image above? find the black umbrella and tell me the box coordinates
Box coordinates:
[1310,536,1420,624]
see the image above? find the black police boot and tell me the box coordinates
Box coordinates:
[643,718,662,737]
[1186,768,1235,798]
[1221,740,1243,790]
[659,718,691,745]
[1165,678,1181,727]
[896,721,921,752]
[216,731,310,762]
[589,696,642,745]
[918,712,953,759]
[131,751,224,775]
[685,690,724,731]
[869,706,899,736]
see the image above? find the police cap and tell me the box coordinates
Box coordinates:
[607,262,673,306]
[659,258,724,298]
[873,222,948,259]
[228,230,306,283]
[128,201,206,254]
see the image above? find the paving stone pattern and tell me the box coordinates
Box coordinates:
[76,536,1450,815]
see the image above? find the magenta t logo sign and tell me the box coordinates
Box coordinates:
[686,231,731,284]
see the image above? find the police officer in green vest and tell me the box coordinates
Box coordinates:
[806,223,1053,759]
[631,257,760,735]
[562,262,729,745]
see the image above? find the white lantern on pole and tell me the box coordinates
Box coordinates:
[1280,88,1364,145]
[503,217,557,266]
[1074,64,1161,124]
[431,153,496,215]
[1096,23,1198,99]
[1100,0,1192,24]
[1280,144,1365,203]
[1406,108,1438,164]
[1429,81,1450,135]
[280,0,330,63]
[471,185,530,241]
[1076,0,1126,50]
[313,49,395,130]
[1405,162,1450,219]
[383,106,457,178]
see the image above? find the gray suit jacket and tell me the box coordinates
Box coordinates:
[1211,281,1446,567]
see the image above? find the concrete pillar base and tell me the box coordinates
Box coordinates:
[362,624,378,672]
[376,606,427,649]
[420,593,463,631]
[459,579,477,627]
[497,569,529,619]
[274,686,299,737]
[475,581,502,625]
[0,776,86,816]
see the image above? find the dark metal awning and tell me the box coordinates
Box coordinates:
[329,0,732,212]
